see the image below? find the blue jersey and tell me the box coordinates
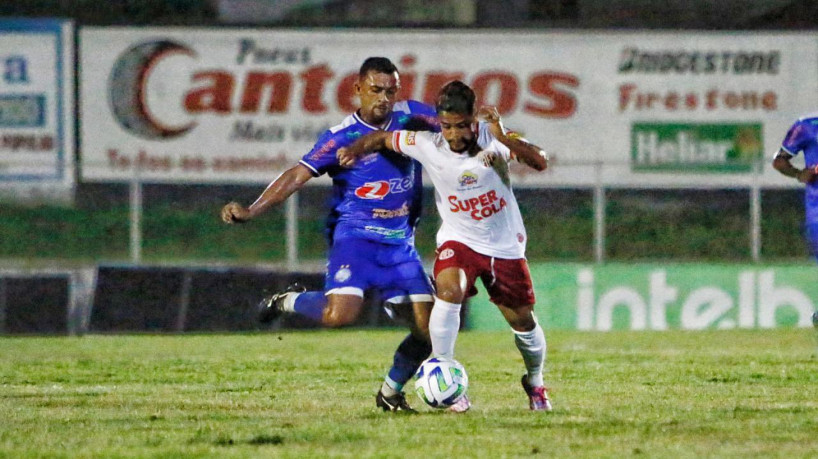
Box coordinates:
[299,100,438,244]
[781,113,818,224]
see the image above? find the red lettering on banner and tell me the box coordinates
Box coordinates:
[335,72,358,113]
[471,72,518,114]
[300,64,334,113]
[397,55,417,102]
[240,72,292,113]
[138,54,581,141]
[422,72,466,104]
[0,135,54,151]
[525,72,578,118]
[181,63,578,119]
[619,83,777,112]
[185,71,234,113]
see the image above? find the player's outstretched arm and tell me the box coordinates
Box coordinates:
[221,163,313,224]
[336,131,394,167]
[478,106,548,172]
[772,149,816,184]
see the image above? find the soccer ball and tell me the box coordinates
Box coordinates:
[414,357,469,408]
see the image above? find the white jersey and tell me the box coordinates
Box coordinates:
[391,123,527,259]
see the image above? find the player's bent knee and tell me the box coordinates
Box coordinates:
[321,307,360,328]
[435,286,464,304]
[322,310,357,327]
[506,312,537,332]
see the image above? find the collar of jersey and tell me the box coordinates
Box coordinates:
[354,111,393,131]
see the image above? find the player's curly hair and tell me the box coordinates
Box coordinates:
[359,57,398,77]
[435,80,475,115]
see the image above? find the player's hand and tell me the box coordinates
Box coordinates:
[796,166,818,184]
[337,147,357,168]
[478,105,504,139]
[221,201,251,224]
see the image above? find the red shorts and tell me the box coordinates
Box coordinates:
[433,240,536,307]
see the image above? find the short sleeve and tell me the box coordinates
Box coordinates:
[392,130,432,163]
[300,130,343,176]
[781,120,807,156]
[477,122,512,161]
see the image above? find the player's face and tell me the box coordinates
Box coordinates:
[355,70,399,126]
[438,111,477,153]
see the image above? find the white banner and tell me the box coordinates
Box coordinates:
[80,28,818,187]
[0,19,74,202]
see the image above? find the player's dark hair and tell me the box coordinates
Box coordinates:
[435,80,475,115]
[359,57,398,78]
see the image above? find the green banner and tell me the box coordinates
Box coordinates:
[631,123,762,172]
[466,263,817,331]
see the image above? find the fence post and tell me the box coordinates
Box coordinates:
[286,191,299,270]
[750,158,762,262]
[129,171,142,264]
[175,270,192,332]
[594,161,606,264]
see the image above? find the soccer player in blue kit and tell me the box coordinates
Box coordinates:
[773,112,818,325]
[221,57,438,412]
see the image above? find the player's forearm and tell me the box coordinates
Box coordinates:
[496,135,548,171]
[347,131,391,157]
[773,154,801,178]
[247,166,310,218]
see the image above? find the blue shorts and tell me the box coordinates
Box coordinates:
[325,237,433,304]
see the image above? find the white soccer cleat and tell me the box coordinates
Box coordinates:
[448,394,471,413]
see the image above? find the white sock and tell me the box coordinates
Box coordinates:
[513,323,546,388]
[429,297,461,359]
[280,292,300,313]
[381,377,401,397]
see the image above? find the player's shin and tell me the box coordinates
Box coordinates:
[429,297,461,359]
[289,291,326,322]
[383,333,431,395]
[513,322,546,388]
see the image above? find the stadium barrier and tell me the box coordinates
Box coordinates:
[5,262,813,335]
[0,264,470,335]
[87,265,409,333]
[0,267,94,335]
[468,262,817,331]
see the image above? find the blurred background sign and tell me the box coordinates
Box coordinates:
[0,19,74,204]
[80,28,813,187]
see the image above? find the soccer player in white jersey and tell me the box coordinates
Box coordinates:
[337,80,552,411]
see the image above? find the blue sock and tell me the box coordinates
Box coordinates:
[387,333,432,389]
[292,291,327,322]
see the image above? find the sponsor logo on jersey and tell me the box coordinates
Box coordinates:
[448,189,507,221]
[363,226,407,240]
[405,131,416,145]
[372,202,410,219]
[458,171,478,187]
[334,265,352,282]
[517,233,525,243]
[354,177,413,199]
[355,181,389,199]
[305,138,336,162]
[439,248,455,260]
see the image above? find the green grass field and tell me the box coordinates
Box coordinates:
[2,329,818,458]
